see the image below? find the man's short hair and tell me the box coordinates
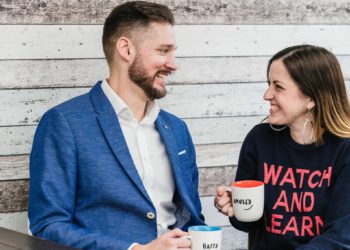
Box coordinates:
[102,1,175,64]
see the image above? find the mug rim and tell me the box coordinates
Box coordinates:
[231,180,264,188]
[188,225,222,232]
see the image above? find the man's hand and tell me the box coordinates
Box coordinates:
[132,228,191,250]
[214,186,234,217]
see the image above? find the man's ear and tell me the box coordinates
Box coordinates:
[116,36,134,62]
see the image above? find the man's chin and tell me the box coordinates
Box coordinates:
[144,86,167,100]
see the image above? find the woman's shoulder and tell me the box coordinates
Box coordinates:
[325,132,350,147]
[243,123,275,144]
[249,122,274,136]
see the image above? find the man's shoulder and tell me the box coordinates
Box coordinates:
[43,91,92,122]
[158,109,185,126]
[55,91,91,112]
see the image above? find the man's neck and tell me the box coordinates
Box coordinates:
[107,76,148,123]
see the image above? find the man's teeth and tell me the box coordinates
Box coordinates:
[157,73,166,79]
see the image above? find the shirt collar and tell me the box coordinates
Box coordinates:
[101,79,160,124]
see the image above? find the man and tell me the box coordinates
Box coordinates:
[29,1,205,249]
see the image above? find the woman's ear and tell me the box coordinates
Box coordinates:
[116,37,134,62]
[307,99,316,110]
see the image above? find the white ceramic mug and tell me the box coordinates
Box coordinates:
[231,180,264,222]
[188,225,222,250]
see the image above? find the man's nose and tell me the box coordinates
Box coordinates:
[165,55,177,71]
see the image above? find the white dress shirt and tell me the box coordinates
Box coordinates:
[101,80,177,241]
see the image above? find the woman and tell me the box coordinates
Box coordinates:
[214,45,350,249]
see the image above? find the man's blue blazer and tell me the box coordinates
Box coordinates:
[29,82,205,249]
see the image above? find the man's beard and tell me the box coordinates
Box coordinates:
[128,55,168,100]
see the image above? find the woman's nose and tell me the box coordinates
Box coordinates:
[263,86,273,100]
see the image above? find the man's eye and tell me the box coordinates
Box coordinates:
[159,49,168,54]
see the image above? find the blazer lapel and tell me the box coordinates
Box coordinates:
[155,116,196,214]
[90,83,152,204]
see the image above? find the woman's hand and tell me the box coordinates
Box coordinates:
[214,186,234,217]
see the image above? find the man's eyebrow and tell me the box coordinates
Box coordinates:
[160,44,177,50]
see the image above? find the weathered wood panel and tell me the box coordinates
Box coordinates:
[1,25,350,59]
[0,155,28,180]
[0,180,28,213]
[0,88,89,126]
[0,0,349,25]
[0,143,241,181]
[199,166,236,197]
[201,196,232,227]
[221,226,248,250]
[0,84,268,126]
[0,166,236,212]
[1,59,108,89]
[196,143,241,168]
[188,116,270,145]
[5,79,348,127]
[0,116,262,155]
[2,56,349,89]
[0,126,35,155]
[0,212,28,234]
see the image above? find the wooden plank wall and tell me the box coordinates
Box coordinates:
[0,0,349,249]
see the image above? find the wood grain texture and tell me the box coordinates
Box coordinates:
[2,56,349,89]
[0,212,28,234]
[1,25,350,59]
[0,0,349,24]
[0,84,269,126]
[0,180,28,213]
[221,226,248,250]
[0,126,36,155]
[196,143,241,168]
[199,166,236,197]
[201,196,232,227]
[0,166,235,212]
[0,116,263,155]
[0,143,242,181]
[0,155,28,180]
[0,143,241,181]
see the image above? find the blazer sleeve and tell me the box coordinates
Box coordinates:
[185,122,205,222]
[29,108,134,250]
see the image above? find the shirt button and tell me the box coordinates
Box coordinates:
[147,212,155,219]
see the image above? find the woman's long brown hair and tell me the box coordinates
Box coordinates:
[267,45,350,144]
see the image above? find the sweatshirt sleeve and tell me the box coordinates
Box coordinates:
[296,158,350,250]
[29,109,134,250]
[230,126,264,232]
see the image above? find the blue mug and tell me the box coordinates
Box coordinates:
[188,226,222,250]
